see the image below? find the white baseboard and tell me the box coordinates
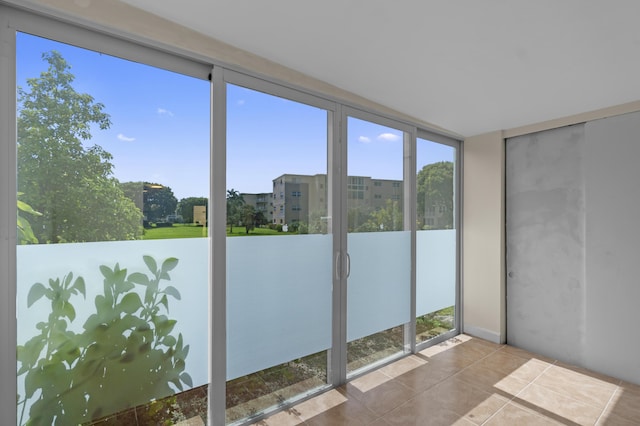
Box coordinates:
[463,325,504,344]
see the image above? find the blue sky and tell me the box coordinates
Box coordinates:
[17,32,454,200]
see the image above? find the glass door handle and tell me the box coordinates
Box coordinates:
[346,253,351,278]
[335,252,351,279]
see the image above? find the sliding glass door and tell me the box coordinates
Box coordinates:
[344,113,412,375]
[224,79,334,423]
[415,135,458,345]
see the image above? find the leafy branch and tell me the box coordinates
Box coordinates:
[17,192,42,245]
[17,256,191,425]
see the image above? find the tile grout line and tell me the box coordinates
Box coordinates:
[484,359,622,426]
[593,379,623,426]
[478,357,559,425]
[373,340,504,424]
[430,343,512,425]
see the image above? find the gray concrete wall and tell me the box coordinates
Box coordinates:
[507,112,640,385]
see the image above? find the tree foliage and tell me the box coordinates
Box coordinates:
[17,51,142,243]
[17,256,191,426]
[120,181,144,213]
[17,194,42,245]
[347,205,373,233]
[226,189,244,233]
[358,199,403,232]
[176,197,208,224]
[416,161,454,229]
[142,183,178,223]
[242,204,256,234]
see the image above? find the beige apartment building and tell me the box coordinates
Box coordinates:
[269,173,403,226]
[245,173,450,230]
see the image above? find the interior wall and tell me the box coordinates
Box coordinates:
[583,112,640,383]
[505,111,640,385]
[462,131,505,343]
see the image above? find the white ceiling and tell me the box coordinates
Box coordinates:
[120,0,640,137]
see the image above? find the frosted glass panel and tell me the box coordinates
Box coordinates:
[16,240,209,420]
[346,231,411,341]
[416,230,456,317]
[226,234,333,380]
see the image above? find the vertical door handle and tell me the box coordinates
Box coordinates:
[335,252,341,280]
[346,253,351,278]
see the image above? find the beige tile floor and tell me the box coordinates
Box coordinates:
[251,335,640,426]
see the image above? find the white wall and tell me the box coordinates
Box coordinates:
[462,131,505,343]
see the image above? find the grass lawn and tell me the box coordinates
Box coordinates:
[142,224,289,239]
[226,226,285,237]
[142,224,208,239]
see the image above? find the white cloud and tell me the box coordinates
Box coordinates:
[237,99,246,106]
[377,132,400,141]
[117,133,136,142]
[157,108,174,117]
[358,136,371,143]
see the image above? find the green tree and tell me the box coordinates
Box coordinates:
[176,197,208,224]
[120,181,144,213]
[358,199,403,232]
[254,210,267,227]
[17,50,142,243]
[417,161,454,229]
[143,183,178,222]
[226,189,244,233]
[242,204,256,234]
[347,205,373,233]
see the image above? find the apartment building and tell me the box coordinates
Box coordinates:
[269,173,404,226]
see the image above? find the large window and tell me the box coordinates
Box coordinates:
[15,32,210,425]
[1,6,461,425]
